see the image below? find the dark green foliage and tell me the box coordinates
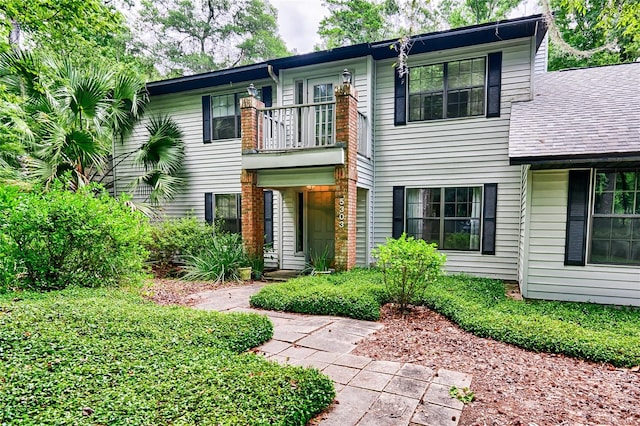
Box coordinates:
[146,216,217,266]
[250,269,386,321]
[0,288,335,425]
[0,184,150,291]
[183,232,249,283]
[252,269,640,367]
[417,275,640,367]
[374,234,445,311]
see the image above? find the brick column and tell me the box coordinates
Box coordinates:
[240,96,265,259]
[334,84,358,271]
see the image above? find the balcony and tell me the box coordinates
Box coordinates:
[242,100,370,172]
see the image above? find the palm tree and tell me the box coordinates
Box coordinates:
[0,50,185,205]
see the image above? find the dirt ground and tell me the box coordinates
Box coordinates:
[353,305,640,426]
[145,279,640,426]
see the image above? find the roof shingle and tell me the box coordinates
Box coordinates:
[508,62,640,164]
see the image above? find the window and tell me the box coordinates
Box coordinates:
[408,57,486,122]
[590,169,640,265]
[210,90,261,140]
[215,194,241,234]
[406,187,482,250]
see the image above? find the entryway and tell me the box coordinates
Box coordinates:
[307,191,335,263]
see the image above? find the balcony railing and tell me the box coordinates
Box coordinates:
[257,101,336,151]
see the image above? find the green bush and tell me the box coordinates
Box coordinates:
[250,269,386,320]
[373,233,446,311]
[147,216,217,266]
[183,232,248,283]
[0,288,334,425]
[417,275,640,367]
[0,184,150,291]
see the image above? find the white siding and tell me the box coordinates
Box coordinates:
[534,34,548,74]
[518,165,530,293]
[525,170,640,306]
[280,189,306,270]
[373,39,534,280]
[356,188,369,267]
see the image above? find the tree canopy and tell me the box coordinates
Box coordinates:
[136,0,290,76]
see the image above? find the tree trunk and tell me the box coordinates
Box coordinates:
[9,19,22,50]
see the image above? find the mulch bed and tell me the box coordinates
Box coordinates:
[144,279,640,425]
[352,305,640,426]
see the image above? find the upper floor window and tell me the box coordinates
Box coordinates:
[408,57,486,122]
[211,90,261,140]
[590,169,640,265]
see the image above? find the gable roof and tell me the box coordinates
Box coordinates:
[147,14,546,96]
[509,62,640,166]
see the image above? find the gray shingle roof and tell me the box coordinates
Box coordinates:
[509,62,640,164]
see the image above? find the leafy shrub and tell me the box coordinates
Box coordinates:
[0,184,150,291]
[418,275,640,367]
[183,232,248,282]
[0,288,334,424]
[146,216,217,266]
[373,233,446,311]
[250,269,386,320]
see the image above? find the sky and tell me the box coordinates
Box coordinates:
[269,0,542,54]
[270,0,329,54]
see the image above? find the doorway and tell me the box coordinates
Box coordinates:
[307,191,335,263]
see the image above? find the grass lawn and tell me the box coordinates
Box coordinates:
[0,288,334,425]
[251,269,640,367]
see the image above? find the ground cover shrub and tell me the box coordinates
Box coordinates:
[183,232,248,282]
[0,288,335,425]
[146,216,216,267]
[250,269,386,320]
[418,275,640,367]
[0,184,150,291]
[373,234,445,311]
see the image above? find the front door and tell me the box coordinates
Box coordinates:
[307,191,335,264]
[307,78,335,147]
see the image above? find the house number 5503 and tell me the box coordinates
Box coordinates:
[338,198,345,228]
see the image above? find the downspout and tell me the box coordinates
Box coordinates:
[370,55,377,267]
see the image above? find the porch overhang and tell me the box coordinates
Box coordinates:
[242,146,345,171]
[509,152,640,169]
[256,166,336,188]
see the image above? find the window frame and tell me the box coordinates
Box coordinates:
[209,89,262,141]
[405,186,483,251]
[407,56,487,122]
[214,193,242,234]
[588,168,640,266]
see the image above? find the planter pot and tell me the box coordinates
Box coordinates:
[238,267,252,281]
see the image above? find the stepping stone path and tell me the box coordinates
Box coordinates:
[192,284,472,425]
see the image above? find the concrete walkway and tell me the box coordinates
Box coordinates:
[191,284,472,426]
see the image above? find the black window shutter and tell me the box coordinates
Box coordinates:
[482,183,498,255]
[565,170,590,266]
[261,86,272,107]
[202,95,211,143]
[486,52,502,118]
[392,186,405,238]
[394,71,406,126]
[236,194,242,234]
[204,192,213,224]
[264,190,274,245]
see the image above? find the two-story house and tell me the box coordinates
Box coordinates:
[114,14,640,306]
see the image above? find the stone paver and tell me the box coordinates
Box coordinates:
[349,370,393,391]
[323,364,360,385]
[384,376,429,399]
[358,392,419,425]
[411,403,462,426]
[193,283,472,426]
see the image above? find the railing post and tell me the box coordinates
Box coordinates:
[240,95,265,259]
[334,84,358,271]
